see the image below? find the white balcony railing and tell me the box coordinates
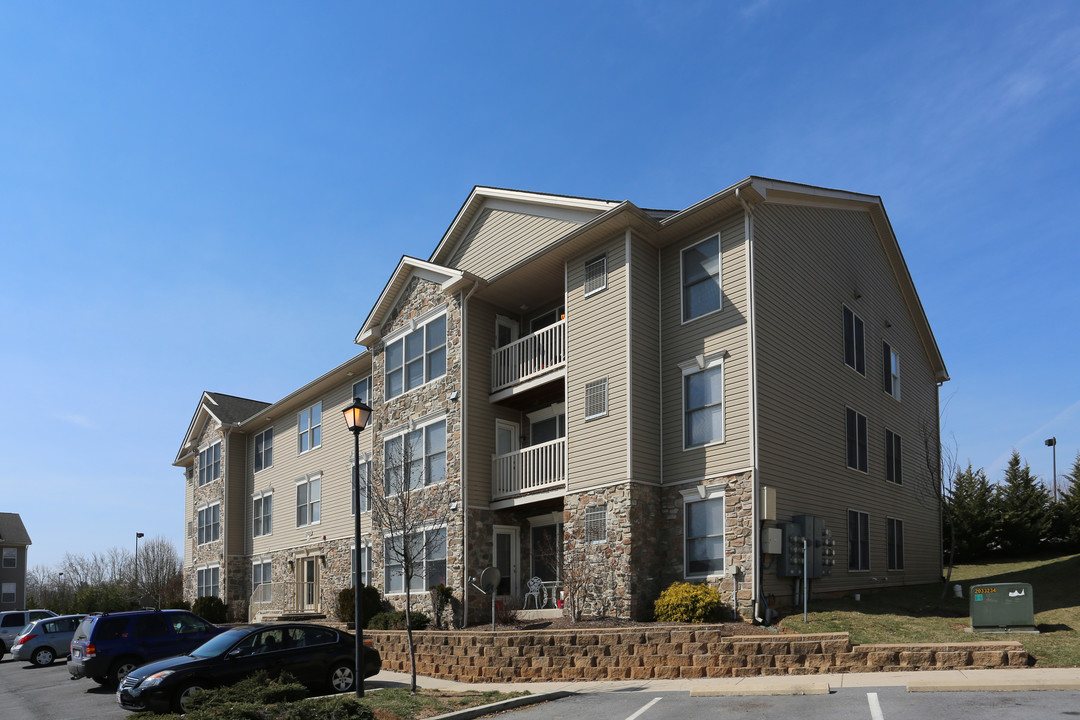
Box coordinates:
[492,437,566,500]
[491,319,566,392]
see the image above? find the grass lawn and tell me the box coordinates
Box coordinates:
[777,552,1080,667]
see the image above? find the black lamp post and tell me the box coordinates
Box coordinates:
[135,532,145,598]
[342,397,373,698]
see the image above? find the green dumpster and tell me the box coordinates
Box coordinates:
[970,582,1038,633]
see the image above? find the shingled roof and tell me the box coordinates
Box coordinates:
[0,512,31,546]
[202,392,271,425]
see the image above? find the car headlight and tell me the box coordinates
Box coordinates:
[139,670,176,688]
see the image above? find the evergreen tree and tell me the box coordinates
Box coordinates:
[996,451,1050,556]
[1060,452,1080,548]
[946,463,996,561]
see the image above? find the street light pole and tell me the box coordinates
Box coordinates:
[135,532,145,599]
[1046,438,1058,502]
[342,398,373,699]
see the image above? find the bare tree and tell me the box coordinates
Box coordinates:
[366,424,455,694]
[136,536,182,609]
[922,421,960,611]
[545,514,620,621]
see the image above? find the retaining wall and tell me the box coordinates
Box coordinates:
[364,627,1028,681]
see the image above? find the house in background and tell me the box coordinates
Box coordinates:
[175,177,948,625]
[0,512,32,610]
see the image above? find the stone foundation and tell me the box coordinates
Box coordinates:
[364,628,1028,681]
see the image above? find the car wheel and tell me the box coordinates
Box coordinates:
[31,647,56,666]
[328,661,355,693]
[109,657,140,687]
[174,682,207,713]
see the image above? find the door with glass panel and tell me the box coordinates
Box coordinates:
[493,526,519,600]
[299,558,319,611]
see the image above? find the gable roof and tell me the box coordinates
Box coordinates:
[0,512,31,546]
[354,256,481,347]
[174,391,271,465]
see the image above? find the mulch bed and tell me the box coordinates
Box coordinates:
[483,616,782,635]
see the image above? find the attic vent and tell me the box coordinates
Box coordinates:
[585,379,608,420]
[584,256,607,296]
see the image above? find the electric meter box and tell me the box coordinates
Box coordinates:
[970,583,1038,633]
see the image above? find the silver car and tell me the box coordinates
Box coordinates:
[0,609,56,659]
[10,614,84,666]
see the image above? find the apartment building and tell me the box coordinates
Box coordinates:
[0,512,32,610]
[174,177,948,624]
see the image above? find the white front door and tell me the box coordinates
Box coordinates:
[299,558,319,611]
[493,526,519,599]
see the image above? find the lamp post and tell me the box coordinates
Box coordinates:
[134,532,145,597]
[1046,437,1058,502]
[342,397,373,699]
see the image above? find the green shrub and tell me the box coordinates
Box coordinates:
[336,584,383,628]
[183,671,308,711]
[368,609,430,630]
[191,595,228,624]
[166,598,191,611]
[653,581,725,623]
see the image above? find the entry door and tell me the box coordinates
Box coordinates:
[495,315,519,348]
[493,526,519,598]
[300,558,319,611]
[494,420,520,494]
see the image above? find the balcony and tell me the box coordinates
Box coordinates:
[492,437,566,501]
[491,319,565,395]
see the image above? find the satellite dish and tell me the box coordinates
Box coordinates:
[479,566,502,593]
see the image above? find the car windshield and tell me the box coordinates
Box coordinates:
[189,628,250,659]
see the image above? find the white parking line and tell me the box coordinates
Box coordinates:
[625,697,662,720]
[867,692,885,720]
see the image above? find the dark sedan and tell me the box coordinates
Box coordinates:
[116,623,381,714]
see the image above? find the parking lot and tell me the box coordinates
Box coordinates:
[0,654,129,720]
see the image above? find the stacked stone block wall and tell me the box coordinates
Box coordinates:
[364,628,1028,681]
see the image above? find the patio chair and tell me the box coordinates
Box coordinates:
[523,577,543,609]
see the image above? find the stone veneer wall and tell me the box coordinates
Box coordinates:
[185,424,226,605]
[364,628,1028,681]
[658,472,756,619]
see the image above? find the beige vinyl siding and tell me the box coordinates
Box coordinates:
[660,212,752,482]
[463,297,524,507]
[449,208,583,280]
[566,235,629,491]
[753,203,941,594]
[248,381,375,559]
[628,233,662,482]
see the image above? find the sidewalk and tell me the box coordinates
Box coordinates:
[367,666,1080,697]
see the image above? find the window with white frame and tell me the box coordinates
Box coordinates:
[584,505,607,543]
[844,306,866,375]
[885,429,902,484]
[254,428,273,472]
[297,403,322,454]
[887,517,905,570]
[682,234,721,321]
[584,379,608,420]
[2,548,15,568]
[351,544,373,586]
[846,408,868,472]
[684,486,725,577]
[384,419,446,493]
[197,503,220,545]
[882,342,901,400]
[295,474,321,527]
[848,510,870,571]
[584,256,607,296]
[196,566,220,597]
[252,560,271,602]
[352,376,372,404]
[384,528,446,594]
[351,461,372,514]
[385,312,447,400]
[198,442,221,486]
[253,492,273,537]
[682,354,725,448]
[1,583,14,604]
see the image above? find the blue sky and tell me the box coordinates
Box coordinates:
[2,1,1078,570]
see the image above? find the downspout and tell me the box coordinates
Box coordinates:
[737,187,763,623]
[460,280,480,628]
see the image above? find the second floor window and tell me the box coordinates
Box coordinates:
[684,356,724,448]
[682,234,721,321]
[885,429,903,484]
[352,376,372,404]
[198,442,221,486]
[384,528,446,594]
[351,461,372,514]
[385,314,447,399]
[253,493,272,537]
[2,548,16,568]
[298,403,322,454]
[295,474,321,527]
[385,420,446,493]
[254,428,273,472]
[197,504,220,545]
[846,408,868,473]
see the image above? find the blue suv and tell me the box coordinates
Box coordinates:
[68,610,221,687]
